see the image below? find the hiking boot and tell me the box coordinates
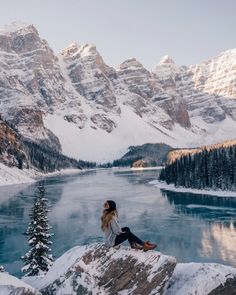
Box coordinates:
[143,241,157,251]
[131,242,143,250]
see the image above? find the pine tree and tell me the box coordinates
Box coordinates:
[21,185,53,276]
[159,144,236,191]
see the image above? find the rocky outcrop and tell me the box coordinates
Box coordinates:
[25,244,176,295]
[209,276,236,294]
[0,272,40,295]
[132,159,150,168]
[0,119,27,168]
[21,244,236,295]
[165,263,236,295]
[90,113,116,132]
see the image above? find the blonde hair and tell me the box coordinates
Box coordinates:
[101,209,118,232]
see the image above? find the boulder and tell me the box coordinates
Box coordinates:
[26,243,176,295]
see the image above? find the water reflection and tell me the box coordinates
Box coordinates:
[114,169,159,185]
[201,223,236,263]
[161,190,236,266]
[161,190,236,222]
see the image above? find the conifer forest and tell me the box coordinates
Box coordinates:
[159,145,236,191]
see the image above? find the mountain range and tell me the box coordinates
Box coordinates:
[0,22,235,163]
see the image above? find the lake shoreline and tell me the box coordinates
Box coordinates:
[150,180,236,197]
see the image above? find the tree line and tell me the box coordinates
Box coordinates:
[159,145,236,191]
[23,139,96,172]
[0,114,96,172]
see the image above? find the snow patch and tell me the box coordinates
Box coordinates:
[43,108,200,163]
[0,21,32,34]
[166,262,236,295]
[0,272,37,292]
[150,180,236,197]
[0,162,35,187]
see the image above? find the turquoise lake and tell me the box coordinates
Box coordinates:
[0,168,236,277]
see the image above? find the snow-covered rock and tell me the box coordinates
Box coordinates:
[165,262,236,295]
[0,272,40,295]
[24,243,176,295]
[21,244,236,295]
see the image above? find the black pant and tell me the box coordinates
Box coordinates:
[114,227,144,246]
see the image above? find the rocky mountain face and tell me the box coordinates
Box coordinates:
[0,23,235,162]
[154,50,236,124]
[60,43,119,132]
[0,118,27,168]
[0,117,85,173]
[0,24,83,147]
[186,50,236,122]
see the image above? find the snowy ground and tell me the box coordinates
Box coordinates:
[130,166,163,171]
[165,262,236,295]
[149,180,236,197]
[43,112,236,163]
[0,162,82,187]
[43,111,200,163]
[0,162,35,187]
[0,272,38,294]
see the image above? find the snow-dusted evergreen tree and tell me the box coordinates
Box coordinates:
[21,185,53,276]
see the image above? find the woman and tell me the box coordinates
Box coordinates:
[101,200,157,251]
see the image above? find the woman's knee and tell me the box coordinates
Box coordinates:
[122,227,130,232]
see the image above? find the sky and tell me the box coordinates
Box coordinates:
[0,0,235,70]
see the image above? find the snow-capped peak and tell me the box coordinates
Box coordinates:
[154,55,179,78]
[117,58,144,70]
[60,42,79,57]
[78,43,98,57]
[159,54,175,65]
[0,21,36,35]
[205,48,236,65]
[61,43,99,59]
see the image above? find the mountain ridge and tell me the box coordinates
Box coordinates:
[0,22,236,162]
